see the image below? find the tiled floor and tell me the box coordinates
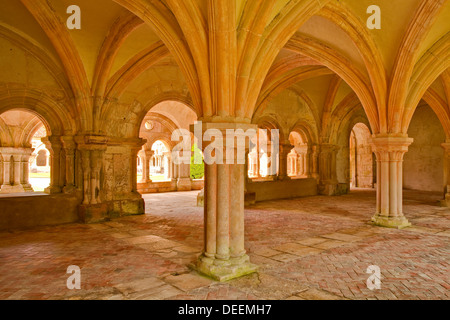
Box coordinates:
[0,189,448,300]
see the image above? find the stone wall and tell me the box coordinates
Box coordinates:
[246,178,318,202]
[0,193,82,231]
[404,105,445,192]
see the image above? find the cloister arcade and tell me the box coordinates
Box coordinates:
[0,0,449,291]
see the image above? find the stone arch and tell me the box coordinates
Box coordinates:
[254,115,286,143]
[0,89,77,136]
[334,106,372,190]
[290,120,319,146]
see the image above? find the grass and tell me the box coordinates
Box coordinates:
[137,175,168,182]
[29,172,50,178]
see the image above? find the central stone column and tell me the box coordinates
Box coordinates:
[370,135,413,229]
[191,122,258,281]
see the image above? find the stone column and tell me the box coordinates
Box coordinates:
[140,150,153,183]
[164,151,171,180]
[177,151,192,191]
[42,136,62,194]
[74,135,108,206]
[19,149,33,192]
[278,142,292,180]
[442,143,450,207]
[310,144,320,181]
[62,136,76,193]
[0,151,12,193]
[370,135,413,229]
[266,142,276,179]
[191,122,258,282]
[172,160,179,181]
[318,144,339,195]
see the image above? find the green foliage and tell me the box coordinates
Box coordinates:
[190,144,204,179]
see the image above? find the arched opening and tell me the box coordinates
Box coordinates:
[288,130,310,179]
[349,123,374,189]
[0,109,51,194]
[29,125,51,192]
[150,140,170,181]
[136,100,203,194]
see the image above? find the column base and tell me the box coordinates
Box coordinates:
[78,203,109,224]
[371,214,411,229]
[190,254,258,282]
[0,184,34,194]
[177,178,192,191]
[63,185,77,194]
[440,194,450,207]
[44,186,62,194]
[318,183,338,196]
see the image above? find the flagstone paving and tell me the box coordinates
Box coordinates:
[0,189,448,300]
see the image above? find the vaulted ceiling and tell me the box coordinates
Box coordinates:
[0,0,448,140]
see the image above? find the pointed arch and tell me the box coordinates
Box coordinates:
[317,1,387,133]
[242,0,331,117]
[113,0,202,112]
[285,34,379,133]
[92,12,144,98]
[21,0,92,131]
[402,33,450,133]
[388,0,446,132]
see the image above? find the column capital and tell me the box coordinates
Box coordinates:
[191,122,258,151]
[370,135,413,151]
[163,151,171,158]
[74,135,108,151]
[371,135,413,161]
[319,143,340,153]
[441,142,450,153]
[61,136,76,150]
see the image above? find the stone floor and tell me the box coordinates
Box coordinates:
[0,189,448,300]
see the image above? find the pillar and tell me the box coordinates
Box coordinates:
[0,152,12,192]
[177,151,192,191]
[266,142,277,179]
[310,144,320,181]
[191,122,258,282]
[74,136,107,205]
[440,142,450,207]
[164,151,171,180]
[371,135,413,229]
[278,142,292,180]
[318,144,339,195]
[18,149,33,192]
[140,150,153,183]
[62,136,76,193]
